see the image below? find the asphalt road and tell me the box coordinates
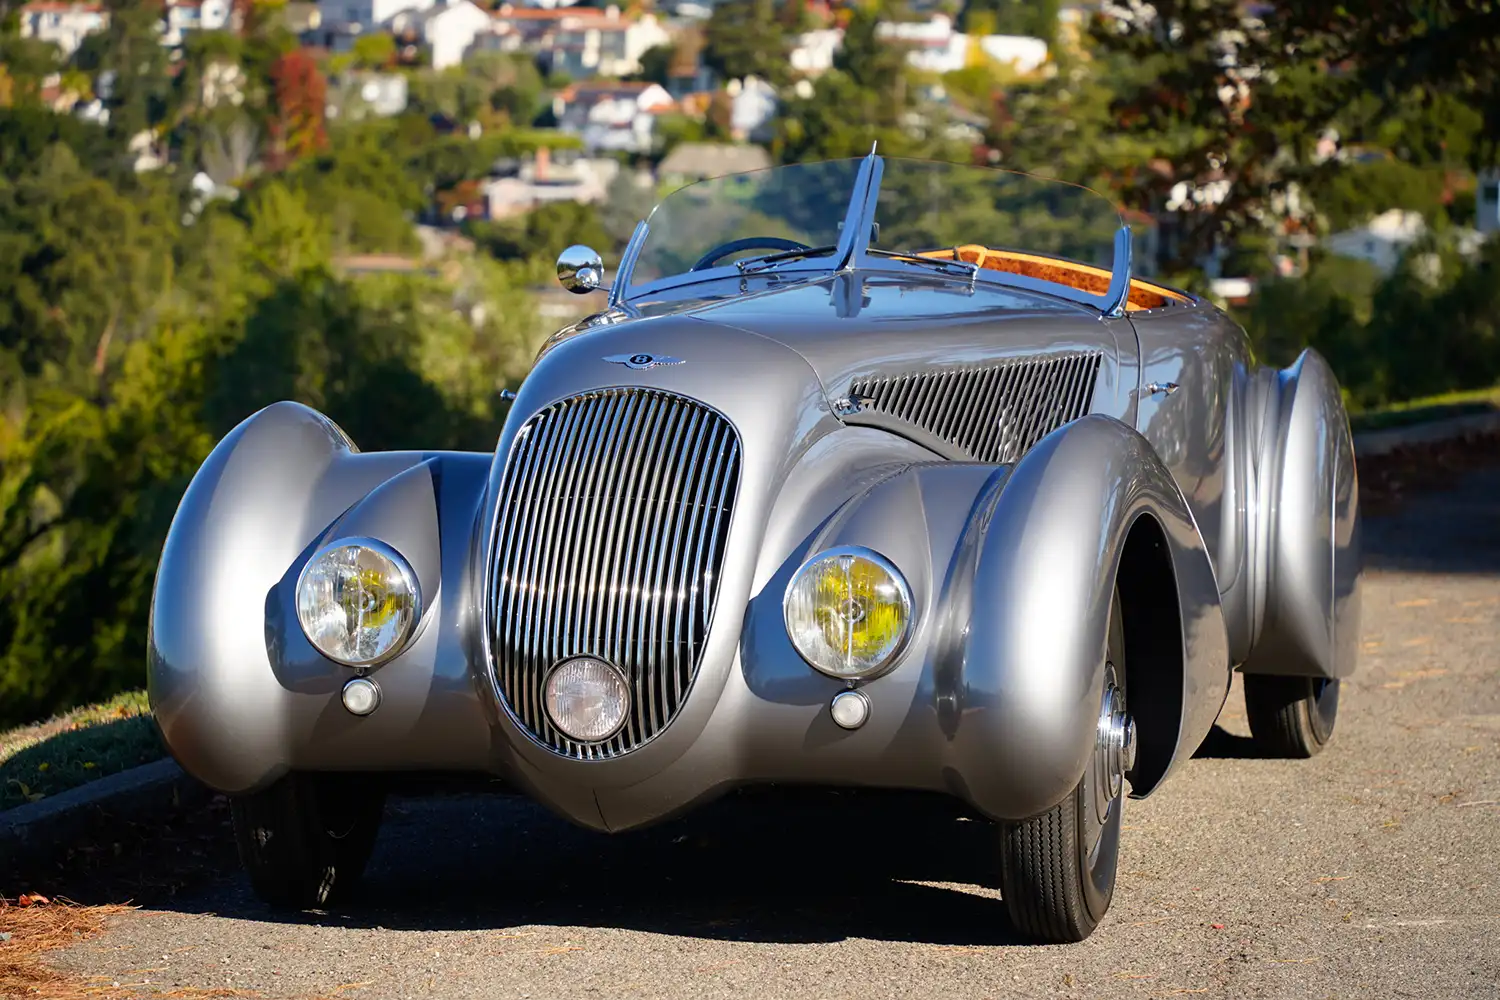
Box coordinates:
[49,460,1500,1000]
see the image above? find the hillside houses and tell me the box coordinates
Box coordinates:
[553,80,674,153]
[489,4,669,79]
[388,0,492,68]
[17,1,107,58]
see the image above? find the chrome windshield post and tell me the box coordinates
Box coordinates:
[834,151,884,272]
[1103,225,1133,318]
[609,220,650,309]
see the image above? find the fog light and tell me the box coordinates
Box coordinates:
[830,689,870,730]
[544,657,630,743]
[341,676,381,716]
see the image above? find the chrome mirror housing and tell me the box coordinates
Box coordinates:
[557,245,605,294]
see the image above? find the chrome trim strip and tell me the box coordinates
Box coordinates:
[1104,225,1134,318]
[835,151,882,272]
[610,220,649,308]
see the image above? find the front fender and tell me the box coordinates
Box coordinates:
[148,402,494,793]
[948,415,1230,819]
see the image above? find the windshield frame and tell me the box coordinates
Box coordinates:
[610,152,1134,317]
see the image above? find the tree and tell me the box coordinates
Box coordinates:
[835,1,910,95]
[633,43,676,86]
[959,0,1060,47]
[267,49,328,167]
[703,0,790,86]
[350,32,396,70]
[1088,0,1500,271]
[75,0,172,144]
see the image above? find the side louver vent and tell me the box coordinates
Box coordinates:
[849,352,1103,464]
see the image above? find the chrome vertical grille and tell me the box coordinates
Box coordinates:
[850,352,1102,464]
[488,388,741,759]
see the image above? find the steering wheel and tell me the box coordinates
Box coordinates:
[691,236,811,271]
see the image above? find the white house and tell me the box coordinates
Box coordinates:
[526,6,669,79]
[1478,170,1500,235]
[789,28,842,76]
[17,1,108,58]
[1324,209,1427,274]
[875,15,1051,75]
[878,14,967,74]
[161,0,233,47]
[978,34,1050,74]
[723,75,777,142]
[483,147,620,218]
[390,0,492,69]
[328,71,409,118]
[319,0,433,31]
[553,81,673,154]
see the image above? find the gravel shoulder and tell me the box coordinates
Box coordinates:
[33,462,1500,1000]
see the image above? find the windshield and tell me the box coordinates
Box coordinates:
[870,158,1123,272]
[626,156,1127,304]
[629,159,860,287]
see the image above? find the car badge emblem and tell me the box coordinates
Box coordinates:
[605,353,685,371]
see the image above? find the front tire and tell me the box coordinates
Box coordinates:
[999,593,1130,943]
[1243,674,1339,758]
[230,773,386,909]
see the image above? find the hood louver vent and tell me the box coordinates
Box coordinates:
[850,352,1103,464]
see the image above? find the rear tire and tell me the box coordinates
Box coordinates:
[230,773,385,908]
[1243,674,1338,758]
[999,592,1129,943]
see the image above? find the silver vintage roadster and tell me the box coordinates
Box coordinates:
[149,152,1361,941]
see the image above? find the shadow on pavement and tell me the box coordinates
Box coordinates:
[1191,724,1265,760]
[7,787,1032,947]
[1360,439,1500,575]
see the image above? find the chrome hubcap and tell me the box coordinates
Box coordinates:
[1092,668,1133,826]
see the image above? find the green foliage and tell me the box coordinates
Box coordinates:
[959,0,1060,47]
[1088,0,1498,270]
[75,0,172,143]
[0,103,559,725]
[351,32,396,70]
[1239,239,1500,409]
[468,201,612,263]
[632,44,676,86]
[1313,158,1451,232]
[703,0,790,86]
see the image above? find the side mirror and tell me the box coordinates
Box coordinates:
[557,245,605,294]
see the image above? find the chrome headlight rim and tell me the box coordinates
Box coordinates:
[295,536,423,669]
[782,544,915,681]
[542,655,631,744]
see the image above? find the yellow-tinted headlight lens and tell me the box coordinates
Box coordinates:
[296,539,419,667]
[784,547,913,678]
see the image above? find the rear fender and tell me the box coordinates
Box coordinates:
[1242,350,1362,678]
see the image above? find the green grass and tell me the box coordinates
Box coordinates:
[1349,385,1500,433]
[0,691,163,813]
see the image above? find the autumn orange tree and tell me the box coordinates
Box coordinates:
[267,48,327,168]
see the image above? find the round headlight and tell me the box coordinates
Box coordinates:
[296,539,420,667]
[544,657,630,743]
[784,546,913,679]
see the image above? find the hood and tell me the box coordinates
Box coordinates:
[548,269,1133,414]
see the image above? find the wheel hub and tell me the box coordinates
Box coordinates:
[1092,670,1134,824]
